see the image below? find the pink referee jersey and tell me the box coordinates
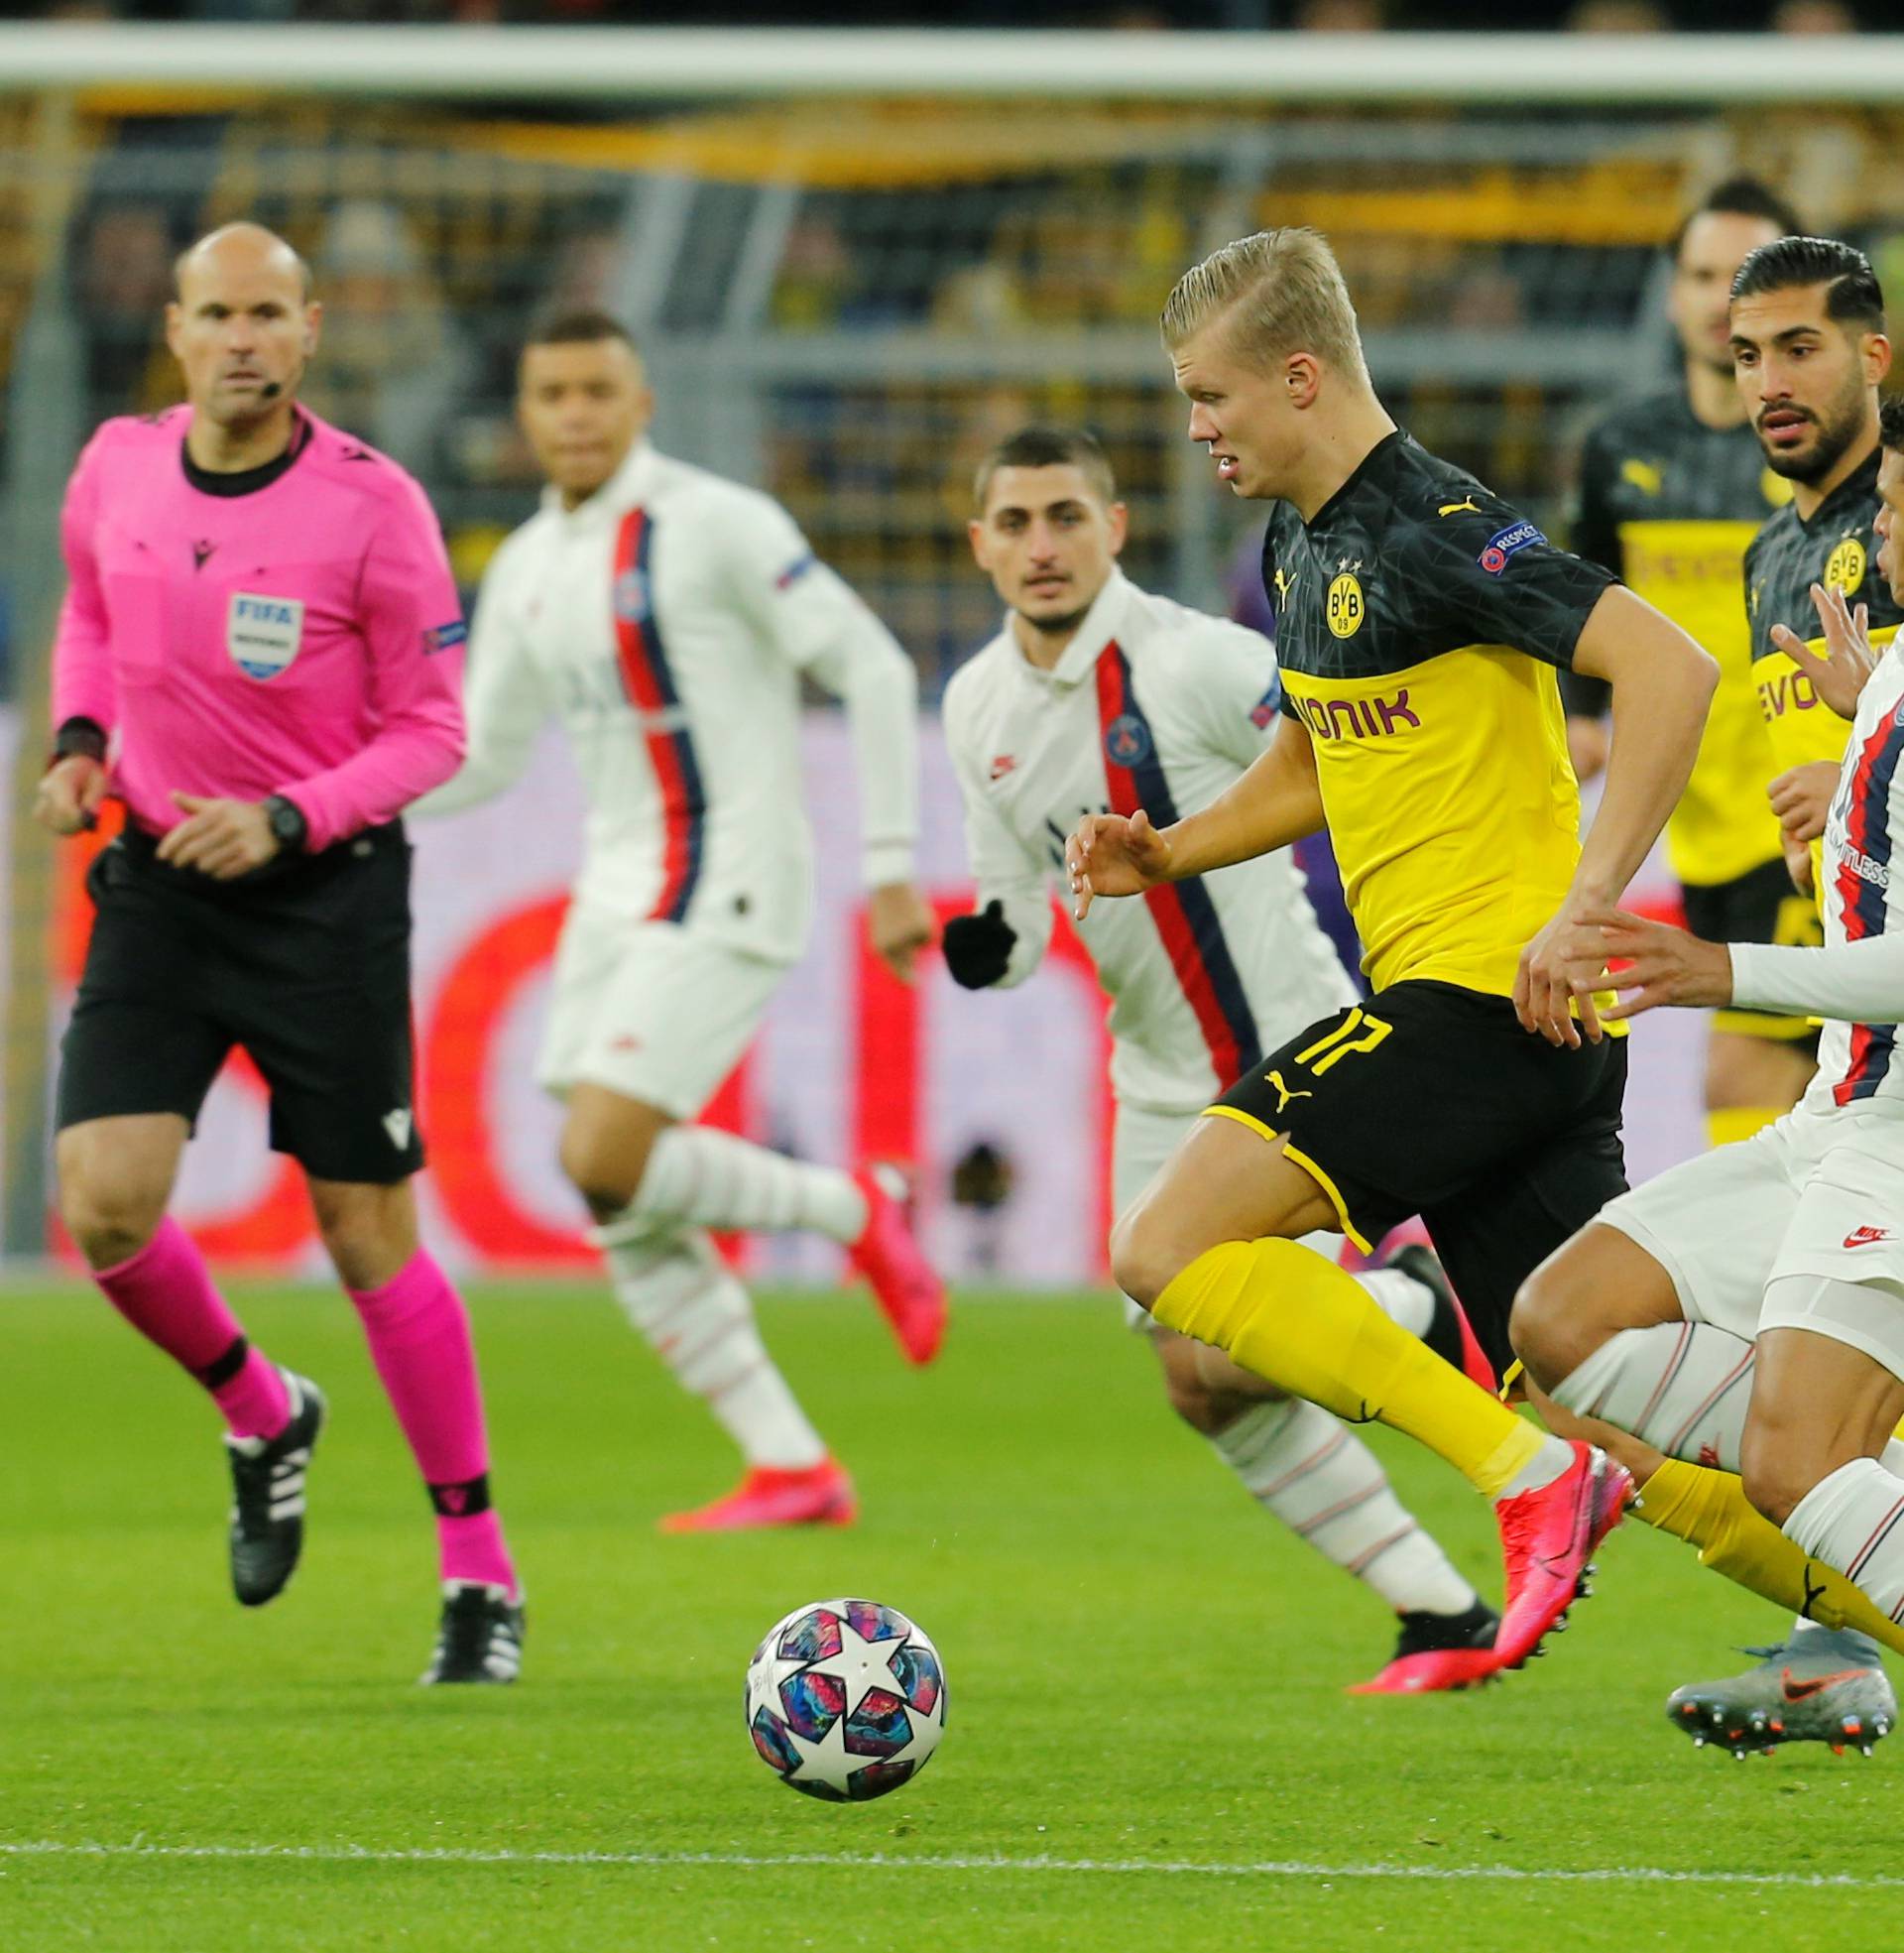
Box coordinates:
[53,406,466,853]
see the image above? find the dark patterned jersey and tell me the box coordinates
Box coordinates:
[1573,386,1790,888]
[1746,444,1904,780]
[1261,429,1616,999]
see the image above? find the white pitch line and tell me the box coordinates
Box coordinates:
[0,1840,1895,1890]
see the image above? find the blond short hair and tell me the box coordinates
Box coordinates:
[1159,228,1367,379]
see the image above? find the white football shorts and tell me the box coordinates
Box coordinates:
[536,906,787,1120]
[1595,1096,1904,1378]
[1112,1098,1344,1333]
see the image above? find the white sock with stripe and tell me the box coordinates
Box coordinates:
[1212,1398,1478,1616]
[1550,1320,1758,1471]
[603,1226,826,1470]
[608,1126,869,1246]
[1785,1457,1904,1627]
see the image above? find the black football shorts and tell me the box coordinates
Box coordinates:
[58,822,425,1184]
[1209,980,1628,1371]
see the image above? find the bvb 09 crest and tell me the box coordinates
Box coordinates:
[1326,572,1366,640]
[1825,536,1867,596]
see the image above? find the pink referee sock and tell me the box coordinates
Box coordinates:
[348,1249,518,1597]
[94,1216,291,1439]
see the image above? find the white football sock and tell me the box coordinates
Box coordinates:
[1785,1456,1904,1626]
[1550,1320,1757,1472]
[604,1225,826,1470]
[1498,1436,1581,1499]
[600,1126,869,1247]
[1213,1398,1478,1617]
[1358,1266,1437,1342]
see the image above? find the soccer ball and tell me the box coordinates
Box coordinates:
[745,1598,947,1801]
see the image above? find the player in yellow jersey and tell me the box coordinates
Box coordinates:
[1565,178,1816,1151]
[1066,228,1719,1683]
[1515,237,1904,1753]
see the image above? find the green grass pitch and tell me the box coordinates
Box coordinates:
[3,1281,1899,1951]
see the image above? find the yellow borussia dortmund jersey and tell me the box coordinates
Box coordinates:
[1573,389,1788,888]
[1262,431,1616,1001]
[1746,446,1904,780]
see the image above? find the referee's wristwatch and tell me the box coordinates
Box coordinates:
[262,794,309,854]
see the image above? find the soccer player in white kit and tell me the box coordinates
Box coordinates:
[416,309,946,1532]
[1515,396,1904,1753]
[941,427,1498,1691]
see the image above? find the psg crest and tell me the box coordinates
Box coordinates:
[613,565,650,625]
[1104,713,1152,768]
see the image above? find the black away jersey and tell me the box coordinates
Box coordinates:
[1746,446,1904,779]
[1262,430,1616,998]
[1574,388,1789,887]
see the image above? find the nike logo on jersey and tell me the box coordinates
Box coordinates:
[990,754,1017,782]
[191,540,217,571]
[1265,1069,1313,1114]
[1618,458,1663,497]
[1782,1666,1868,1703]
[1437,497,1482,517]
[1844,1226,1894,1249]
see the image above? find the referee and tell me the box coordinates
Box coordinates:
[38,222,524,1684]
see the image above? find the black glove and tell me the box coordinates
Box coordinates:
[941,899,1016,990]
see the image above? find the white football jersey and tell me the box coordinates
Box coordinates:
[416,440,918,961]
[942,567,1356,1114]
[1811,638,1904,1113]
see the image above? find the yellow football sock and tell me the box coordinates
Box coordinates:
[1636,1457,1904,1658]
[1153,1237,1544,1499]
[1706,1106,1781,1150]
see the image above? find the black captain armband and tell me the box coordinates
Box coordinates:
[941,900,1017,990]
[50,717,107,767]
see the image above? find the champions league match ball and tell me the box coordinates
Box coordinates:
[745,1599,947,1801]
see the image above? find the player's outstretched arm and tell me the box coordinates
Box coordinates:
[1572,906,1904,1028]
[1771,581,1880,722]
[1515,585,1718,1046]
[1561,910,1733,1021]
[1067,708,1324,920]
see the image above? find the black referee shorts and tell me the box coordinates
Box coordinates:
[1210,980,1628,1372]
[58,823,425,1185]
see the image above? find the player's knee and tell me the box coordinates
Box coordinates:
[56,1141,169,1269]
[60,1180,165,1270]
[1109,1208,1193,1315]
[1509,1251,1604,1391]
[1739,1418,1817,1531]
[310,1180,416,1291]
[557,1114,656,1217]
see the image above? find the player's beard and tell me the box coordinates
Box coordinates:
[1019,599,1091,640]
[1760,371,1870,486]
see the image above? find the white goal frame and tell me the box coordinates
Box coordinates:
[6,24,1904,107]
